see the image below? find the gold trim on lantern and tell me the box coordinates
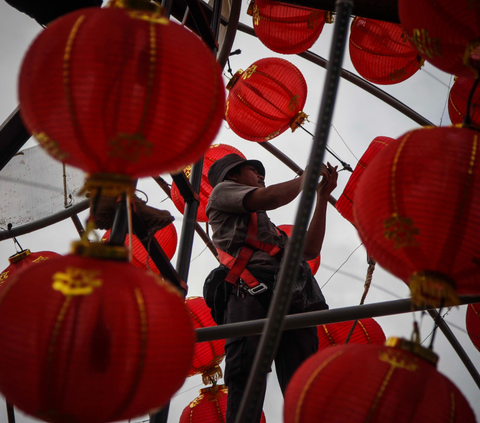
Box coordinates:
[247,0,255,16]
[385,337,439,367]
[201,364,223,386]
[226,69,244,91]
[70,240,129,261]
[82,173,136,198]
[8,249,31,264]
[409,270,459,308]
[107,0,163,13]
[410,28,442,59]
[290,111,309,131]
[34,132,70,161]
[324,11,334,24]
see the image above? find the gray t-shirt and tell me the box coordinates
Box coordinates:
[206,180,288,275]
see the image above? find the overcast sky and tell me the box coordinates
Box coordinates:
[0,1,479,423]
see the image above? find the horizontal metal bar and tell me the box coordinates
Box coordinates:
[196,295,480,342]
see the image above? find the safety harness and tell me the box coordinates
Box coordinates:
[216,212,283,295]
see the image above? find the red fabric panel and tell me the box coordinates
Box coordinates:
[399,0,480,78]
[285,343,475,423]
[448,77,480,127]
[0,253,194,422]
[19,7,225,178]
[349,17,421,85]
[226,58,307,142]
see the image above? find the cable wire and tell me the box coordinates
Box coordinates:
[321,243,363,289]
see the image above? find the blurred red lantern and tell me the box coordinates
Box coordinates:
[186,297,225,383]
[398,0,480,78]
[317,318,386,350]
[171,144,246,222]
[349,17,422,85]
[466,303,480,352]
[0,249,61,293]
[448,77,480,127]
[225,58,308,142]
[354,126,480,307]
[0,243,194,423]
[102,222,177,271]
[251,0,331,54]
[180,384,266,423]
[285,338,475,423]
[277,224,320,275]
[19,2,224,195]
[336,136,394,225]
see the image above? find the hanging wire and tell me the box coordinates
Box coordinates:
[429,299,445,350]
[421,68,452,89]
[296,123,353,172]
[225,49,242,79]
[421,306,452,346]
[438,75,453,126]
[321,243,363,289]
[191,245,209,262]
[330,123,359,161]
[171,381,205,398]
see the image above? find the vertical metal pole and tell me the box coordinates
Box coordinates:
[6,402,15,423]
[234,1,353,422]
[70,215,85,237]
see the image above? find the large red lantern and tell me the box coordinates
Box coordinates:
[0,243,195,422]
[336,136,394,225]
[354,126,480,307]
[225,58,308,142]
[277,224,320,275]
[180,384,267,423]
[185,297,225,383]
[0,249,61,293]
[102,222,177,271]
[349,17,422,85]
[466,303,480,352]
[251,0,330,54]
[171,144,246,222]
[317,318,386,350]
[19,1,225,195]
[448,77,480,127]
[284,338,475,423]
[398,0,480,78]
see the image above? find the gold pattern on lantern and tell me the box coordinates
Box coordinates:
[253,5,260,26]
[0,271,9,284]
[52,267,102,296]
[189,394,205,408]
[379,350,418,371]
[288,95,300,112]
[384,214,419,248]
[34,132,70,161]
[307,11,320,30]
[33,255,49,263]
[242,65,257,79]
[109,133,153,162]
[389,67,407,82]
[127,11,169,24]
[265,130,280,141]
[411,29,442,59]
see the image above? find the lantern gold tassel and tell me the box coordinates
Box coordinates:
[409,271,460,308]
[290,111,309,132]
[201,364,223,386]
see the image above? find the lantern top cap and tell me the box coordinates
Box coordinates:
[106,0,164,13]
[71,241,129,261]
[386,337,438,367]
[208,154,265,188]
[226,70,244,91]
[8,249,31,264]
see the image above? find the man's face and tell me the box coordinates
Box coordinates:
[233,164,265,188]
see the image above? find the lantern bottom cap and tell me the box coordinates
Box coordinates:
[71,241,129,261]
[83,173,136,198]
[409,270,459,308]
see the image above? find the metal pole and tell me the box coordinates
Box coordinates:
[196,296,480,342]
[427,309,480,390]
[234,1,353,421]
[6,402,15,423]
[237,22,435,128]
[70,215,85,237]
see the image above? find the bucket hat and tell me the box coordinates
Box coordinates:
[207,153,265,188]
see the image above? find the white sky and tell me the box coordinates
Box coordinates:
[0,1,479,423]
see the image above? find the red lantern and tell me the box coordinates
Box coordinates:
[0,244,195,423]
[186,297,225,383]
[466,303,480,352]
[171,144,246,222]
[251,0,330,54]
[398,0,480,78]
[225,58,308,142]
[102,222,177,271]
[354,126,480,307]
[448,77,480,127]
[0,249,61,293]
[277,224,320,275]
[284,338,475,423]
[180,384,266,423]
[336,136,394,225]
[317,318,386,351]
[349,17,422,85]
[19,2,225,194]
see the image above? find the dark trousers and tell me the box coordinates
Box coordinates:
[223,291,318,423]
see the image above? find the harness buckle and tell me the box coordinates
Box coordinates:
[246,283,268,296]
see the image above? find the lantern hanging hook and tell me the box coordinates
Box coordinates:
[7,223,24,253]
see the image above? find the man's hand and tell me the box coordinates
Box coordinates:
[317,162,338,198]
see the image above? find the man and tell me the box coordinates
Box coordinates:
[205,153,338,422]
